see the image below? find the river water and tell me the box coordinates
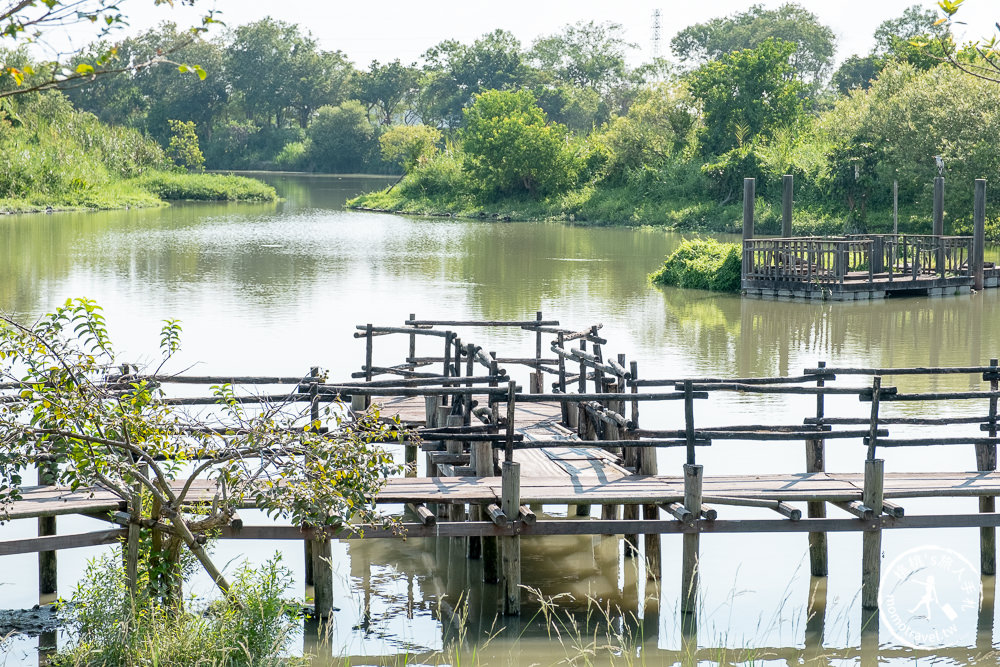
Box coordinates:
[3,173,1000,665]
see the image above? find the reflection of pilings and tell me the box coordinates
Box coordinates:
[978,574,995,657]
[804,577,828,666]
[860,608,879,666]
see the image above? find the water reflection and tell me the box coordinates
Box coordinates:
[4,173,1000,664]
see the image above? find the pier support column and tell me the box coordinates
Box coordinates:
[974,179,987,291]
[681,463,703,615]
[37,457,58,598]
[313,536,334,617]
[979,358,998,574]
[933,176,945,274]
[807,362,828,577]
[861,458,884,610]
[500,460,521,615]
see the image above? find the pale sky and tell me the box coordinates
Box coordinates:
[52,0,1000,68]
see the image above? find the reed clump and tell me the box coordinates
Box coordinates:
[650,238,742,293]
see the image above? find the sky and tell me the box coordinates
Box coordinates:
[51,0,1000,68]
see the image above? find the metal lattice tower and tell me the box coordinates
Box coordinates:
[651,8,662,60]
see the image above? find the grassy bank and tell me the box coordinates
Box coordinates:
[348,176,986,239]
[0,92,276,214]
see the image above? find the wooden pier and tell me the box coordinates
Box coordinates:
[5,313,1000,653]
[740,176,999,299]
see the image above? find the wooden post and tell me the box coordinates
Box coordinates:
[464,343,476,425]
[557,332,568,425]
[893,180,898,236]
[313,536,334,617]
[867,376,882,461]
[500,460,521,615]
[640,369,660,579]
[125,482,141,596]
[576,339,587,436]
[933,176,945,236]
[533,311,544,395]
[683,380,696,466]
[980,358,998,574]
[442,332,452,406]
[408,312,417,364]
[681,463,703,615]
[476,436,499,583]
[782,174,793,238]
[974,179,986,291]
[37,457,58,598]
[505,380,516,463]
[806,361,828,577]
[742,177,755,280]
[861,458,884,610]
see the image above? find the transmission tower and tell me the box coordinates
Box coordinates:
[651,8,662,60]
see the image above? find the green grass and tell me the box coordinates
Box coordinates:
[132,171,278,202]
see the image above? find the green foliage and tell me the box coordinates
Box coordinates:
[597,84,698,179]
[306,100,377,173]
[461,89,578,197]
[671,3,835,85]
[166,119,205,172]
[274,140,308,170]
[379,124,442,173]
[687,38,807,157]
[831,54,883,94]
[355,59,419,126]
[133,172,278,201]
[55,553,300,667]
[650,239,742,292]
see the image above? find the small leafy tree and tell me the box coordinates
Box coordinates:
[167,119,205,172]
[461,89,578,197]
[379,124,441,173]
[0,298,403,600]
[306,100,376,173]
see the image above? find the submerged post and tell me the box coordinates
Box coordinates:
[500,460,521,615]
[861,458,885,610]
[681,463,703,615]
[782,174,793,238]
[974,179,987,291]
[980,358,999,574]
[806,361,828,577]
[313,535,334,617]
[37,457,58,598]
[742,178,756,280]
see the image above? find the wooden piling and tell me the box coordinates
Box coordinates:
[742,178,755,279]
[533,311,544,395]
[974,179,986,291]
[861,458,884,610]
[475,437,499,582]
[806,361,829,576]
[500,460,521,615]
[557,332,569,425]
[893,180,898,236]
[782,174,793,238]
[313,536,334,617]
[681,463,703,615]
[980,358,998,574]
[933,176,945,236]
[37,457,58,597]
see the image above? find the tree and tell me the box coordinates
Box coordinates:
[0,1,219,99]
[687,38,806,156]
[355,59,419,126]
[530,21,634,95]
[0,298,402,600]
[873,4,945,56]
[923,0,1000,85]
[831,54,883,94]
[671,3,835,86]
[288,49,354,129]
[461,89,577,196]
[379,124,441,173]
[597,84,698,177]
[418,30,528,128]
[306,100,376,173]
[227,18,319,127]
[166,119,205,171]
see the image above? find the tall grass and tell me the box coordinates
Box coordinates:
[55,552,302,667]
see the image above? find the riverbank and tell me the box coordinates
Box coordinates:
[0,171,277,214]
[347,179,990,239]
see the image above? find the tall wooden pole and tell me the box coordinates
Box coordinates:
[974,179,987,291]
[782,174,793,238]
[742,178,755,283]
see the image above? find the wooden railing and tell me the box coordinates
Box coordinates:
[743,234,975,287]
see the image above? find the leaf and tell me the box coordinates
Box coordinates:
[75,63,95,75]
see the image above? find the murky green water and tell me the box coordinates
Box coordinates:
[3,173,1000,665]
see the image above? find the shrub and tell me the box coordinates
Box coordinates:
[56,552,301,667]
[650,238,742,292]
[166,119,205,172]
[133,171,278,201]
